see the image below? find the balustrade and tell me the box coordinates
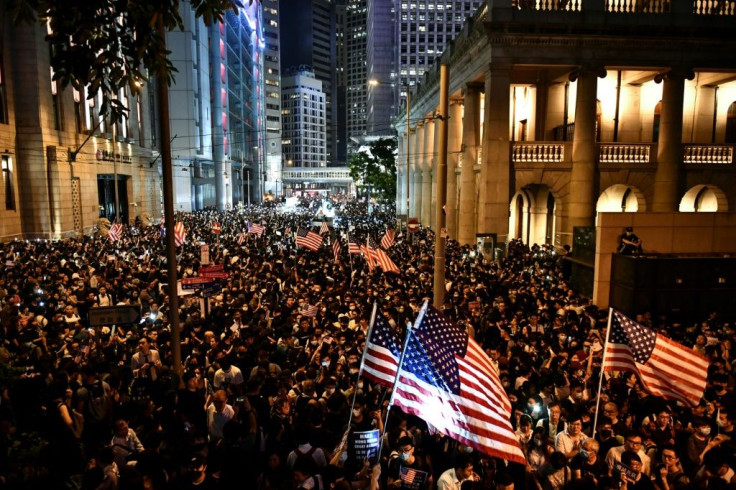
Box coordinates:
[512,143,566,163]
[599,144,652,164]
[683,145,734,164]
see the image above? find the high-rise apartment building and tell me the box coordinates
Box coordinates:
[280,0,338,165]
[262,0,283,197]
[281,70,327,171]
[366,0,484,135]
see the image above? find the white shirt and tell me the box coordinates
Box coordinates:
[437,468,465,490]
[206,403,234,442]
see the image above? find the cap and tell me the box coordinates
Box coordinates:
[625,226,633,232]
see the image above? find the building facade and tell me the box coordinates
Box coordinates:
[262,0,284,198]
[0,18,160,240]
[282,70,327,169]
[167,1,265,211]
[394,1,736,250]
[366,0,485,137]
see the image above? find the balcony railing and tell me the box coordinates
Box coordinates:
[683,145,734,164]
[599,144,652,164]
[512,143,567,164]
[510,0,735,15]
[606,0,670,13]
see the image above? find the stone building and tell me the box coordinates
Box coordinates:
[0,18,160,239]
[394,0,736,249]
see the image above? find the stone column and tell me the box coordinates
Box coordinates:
[652,72,686,212]
[458,83,482,245]
[478,66,512,242]
[423,116,435,228]
[446,98,463,239]
[412,121,424,220]
[567,68,603,236]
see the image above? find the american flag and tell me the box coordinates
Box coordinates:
[248,221,265,237]
[296,228,323,252]
[603,310,708,406]
[380,229,395,249]
[300,304,318,318]
[360,238,377,271]
[362,308,402,387]
[108,223,123,242]
[374,248,400,274]
[174,222,186,247]
[332,239,341,263]
[320,221,329,235]
[237,233,245,245]
[399,466,428,489]
[391,304,526,464]
[348,233,361,255]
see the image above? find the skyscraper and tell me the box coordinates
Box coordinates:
[281,70,327,170]
[366,0,485,135]
[345,0,368,143]
[262,0,283,197]
[280,0,338,165]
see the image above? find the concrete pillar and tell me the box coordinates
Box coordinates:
[423,116,435,228]
[478,66,512,242]
[446,99,463,239]
[567,69,601,235]
[652,73,686,212]
[412,122,424,220]
[458,83,482,245]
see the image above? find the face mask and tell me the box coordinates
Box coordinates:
[579,449,589,459]
[399,451,411,462]
[699,427,711,436]
[463,446,474,454]
[599,429,612,439]
[534,438,544,447]
[353,409,362,418]
[519,433,531,443]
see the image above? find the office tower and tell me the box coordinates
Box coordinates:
[262,0,283,198]
[281,70,327,172]
[280,0,338,165]
[366,0,484,136]
[346,0,369,145]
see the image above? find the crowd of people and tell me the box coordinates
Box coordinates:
[0,198,734,490]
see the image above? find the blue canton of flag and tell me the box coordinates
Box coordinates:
[410,306,467,393]
[610,315,657,364]
[362,308,403,387]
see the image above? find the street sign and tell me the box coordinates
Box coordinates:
[198,271,229,279]
[88,306,140,326]
[200,264,224,273]
[181,277,214,289]
[408,218,420,233]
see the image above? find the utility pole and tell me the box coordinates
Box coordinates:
[433,65,449,309]
[157,17,182,377]
[112,120,119,222]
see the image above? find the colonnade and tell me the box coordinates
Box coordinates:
[396,64,689,247]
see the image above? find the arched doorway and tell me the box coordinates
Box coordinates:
[727,101,736,143]
[679,185,729,212]
[653,101,662,142]
[596,184,646,223]
[509,185,556,245]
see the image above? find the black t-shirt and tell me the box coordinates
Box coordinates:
[387,453,432,489]
[570,453,608,482]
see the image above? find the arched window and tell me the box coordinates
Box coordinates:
[653,101,662,143]
[726,101,736,143]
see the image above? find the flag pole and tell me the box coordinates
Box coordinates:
[348,301,378,429]
[592,307,614,439]
[379,300,428,458]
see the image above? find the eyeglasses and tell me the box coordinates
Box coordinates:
[626,440,643,446]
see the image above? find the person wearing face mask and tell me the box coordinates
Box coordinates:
[686,417,727,470]
[387,436,433,489]
[595,417,623,460]
[570,438,607,485]
[516,414,535,455]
